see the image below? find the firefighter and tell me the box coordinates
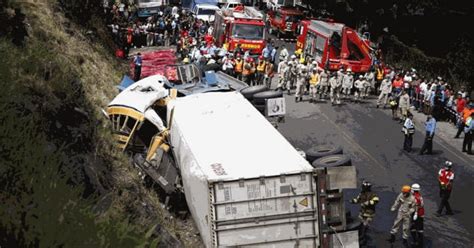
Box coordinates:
[329,72,342,105]
[462,112,474,154]
[308,68,320,103]
[295,65,308,102]
[234,54,243,80]
[318,69,329,100]
[436,161,454,216]
[242,57,252,85]
[288,55,298,93]
[341,69,353,100]
[376,75,392,108]
[402,113,415,152]
[410,183,424,248]
[279,44,289,62]
[351,181,379,244]
[388,185,416,247]
[263,58,274,88]
[276,59,288,91]
[375,64,384,94]
[249,57,257,86]
[256,55,266,86]
[364,70,375,96]
[354,75,365,103]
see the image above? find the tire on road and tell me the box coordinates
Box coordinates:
[311,154,352,168]
[252,90,283,105]
[240,85,268,100]
[305,145,343,163]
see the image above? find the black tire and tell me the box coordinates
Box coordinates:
[240,85,268,100]
[306,145,343,163]
[311,154,352,168]
[252,90,283,105]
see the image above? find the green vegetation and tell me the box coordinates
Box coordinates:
[0,0,192,247]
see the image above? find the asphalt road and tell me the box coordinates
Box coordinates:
[262,30,474,247]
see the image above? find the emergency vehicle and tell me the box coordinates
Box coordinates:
[213,6,266,55]
[296,19,374,73]
[267,7,304,37]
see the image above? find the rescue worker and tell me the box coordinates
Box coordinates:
[288,55,298,93]
[318,69,329,100]
[276,59,288,91]
[133,52,142,81]
[242,57,252,85]
[388,185,416,247]
[375,64,384,94]
[351,181,379,244]
[419,115,436,155]
[354,75,365,103]
[234,54,243,80]
[410,183,425,248]
[364,70,375,96]
[249,57,257,86]
[402,112,415,152]
[436,161,454,216]
[376,75,392,108]
[341,69,353,100]
[295,65,308,102]
[308,68,320,103]
[279,44,289,62]
[399,90,410,123]
[256,55,266,85]
[263,58,274,89]
[462,112,474,154]
[329,72,342,105]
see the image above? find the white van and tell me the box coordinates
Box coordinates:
[193,4,220,22]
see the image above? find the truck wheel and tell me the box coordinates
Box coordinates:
[240,85,268,100]
[252,90,283,105]
[305,145,343,163]
[311,154,352,168]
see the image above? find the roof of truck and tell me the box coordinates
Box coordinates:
[169,92,313,182]
[308,20,344,37]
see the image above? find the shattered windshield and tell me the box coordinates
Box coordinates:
[232,24,264,40]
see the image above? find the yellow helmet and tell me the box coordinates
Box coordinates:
[183,57,190,64]
[401,185,411,193]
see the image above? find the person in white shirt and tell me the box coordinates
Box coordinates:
[402,113,415,152]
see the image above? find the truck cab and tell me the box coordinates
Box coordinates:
[268,7,304,37]
[193,4,220,22]
[136,0,163,18]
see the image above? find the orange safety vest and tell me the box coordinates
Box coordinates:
[242,62,251,76]
[256,62,265,72]
[376,68,384,80]
[235,60,243,73]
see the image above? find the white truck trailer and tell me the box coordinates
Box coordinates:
[167,92,358,247]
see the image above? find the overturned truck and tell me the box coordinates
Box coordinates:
[106,71,359,247]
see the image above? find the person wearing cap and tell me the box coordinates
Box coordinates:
[354,75,365,103]
[263,58,274,89]
[318,69,329,100]
[278,44,289,62]
[276,58,289,91]
[308,68,320,103]
[437,161,454,216]
[295,65,308,102]
[364,70,375,97]
[341,69,353,100]
[377,74,393,108]
[256,55,266,86]
[402,112,415,152]
[351,181,379,244]
[410,183,424,248]
[288,55,298,93]
[329,72,342,105]
[234,54,243,80]
[462,111,474,154]
[388,185,416,246]
[419,115,436,155]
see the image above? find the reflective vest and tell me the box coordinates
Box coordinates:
[438,168,454,190]
[242,62,251,76]
[376,68,384,80]
[256,62,265,72]
[309,73,319,85]
[413,192,425,217]
[235,60,243,73]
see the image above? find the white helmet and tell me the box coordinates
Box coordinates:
[445,160,453,168]
[291,55,297,59]
[411,183,420,191]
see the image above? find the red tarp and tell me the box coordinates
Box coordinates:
[130,49,178,81]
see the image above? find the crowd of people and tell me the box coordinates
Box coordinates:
[105,2,473,155]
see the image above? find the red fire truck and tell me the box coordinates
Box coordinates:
[267,7,304,38]
[296,19,374,73]
[213,6,266,55]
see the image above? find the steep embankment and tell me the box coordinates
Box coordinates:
[0,1,200,247]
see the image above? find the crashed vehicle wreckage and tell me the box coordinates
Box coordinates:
[106,62,361,247]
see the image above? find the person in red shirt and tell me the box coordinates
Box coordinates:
[410,184,424,248]
[455,94,467,138]
[436,161,454,216]
[392,75,404,95]
[456,94,466,113]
